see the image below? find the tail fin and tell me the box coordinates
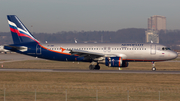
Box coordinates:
[7,15,39,44]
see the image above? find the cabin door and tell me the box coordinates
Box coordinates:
[36,44,41,55]
[150,44,156,55]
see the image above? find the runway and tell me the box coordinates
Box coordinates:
[0,53,180,74]
[0,68,180,74]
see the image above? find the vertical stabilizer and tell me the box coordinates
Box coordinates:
[7,15,39,44]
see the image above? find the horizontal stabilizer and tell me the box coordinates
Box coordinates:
[4,45,27,52]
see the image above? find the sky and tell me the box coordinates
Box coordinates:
[0,0,180,33]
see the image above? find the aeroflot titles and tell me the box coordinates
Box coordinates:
[121,44,143,46]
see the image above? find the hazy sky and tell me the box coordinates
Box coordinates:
[0,0,180,33]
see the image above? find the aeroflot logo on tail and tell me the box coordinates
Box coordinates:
[8,20,38,41]
[122,44,144,46]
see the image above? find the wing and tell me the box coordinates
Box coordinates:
[69,49,105,61]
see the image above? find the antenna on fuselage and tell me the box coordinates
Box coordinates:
[74,38,78,43]
[151,40,153,43]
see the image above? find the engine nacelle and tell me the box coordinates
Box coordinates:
[105,57,122,67]
[105,57,129,67]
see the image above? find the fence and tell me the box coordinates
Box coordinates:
[0,84,180,101]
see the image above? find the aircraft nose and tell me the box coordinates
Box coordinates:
[171,52,178,59]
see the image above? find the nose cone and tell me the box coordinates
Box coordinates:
[171,52,178,59]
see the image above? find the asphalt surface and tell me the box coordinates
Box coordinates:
[0,53,40,61]
[0,68,180,74]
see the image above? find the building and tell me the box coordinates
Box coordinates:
[148,15,166,32]
[146,15,166,43]
[145,30,159,43]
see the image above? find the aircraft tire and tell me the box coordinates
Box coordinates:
[94,65,100,70]
[89,65,95,70]
[152,67,156,71]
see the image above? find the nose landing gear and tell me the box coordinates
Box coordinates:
[152,62,156,71]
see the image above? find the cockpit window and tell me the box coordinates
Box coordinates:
[162,47,171,50]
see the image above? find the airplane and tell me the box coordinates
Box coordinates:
[0,45,10,53]
[4,15,178,71]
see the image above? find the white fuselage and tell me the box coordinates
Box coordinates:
[43,43,178,62]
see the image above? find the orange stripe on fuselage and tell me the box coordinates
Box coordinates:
[38,44,78,56]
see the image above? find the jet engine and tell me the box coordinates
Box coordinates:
[105,57,128,67]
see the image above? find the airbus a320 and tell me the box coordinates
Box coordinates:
[4,15,178,71]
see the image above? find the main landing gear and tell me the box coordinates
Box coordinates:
[152,61,156,71]
[89,62,100,70]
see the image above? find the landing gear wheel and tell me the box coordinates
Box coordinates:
[152,67,156,71]
[151,61,156,71]
[89,64,100,70]
[89,65,95,70]
[94,65,100,70]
